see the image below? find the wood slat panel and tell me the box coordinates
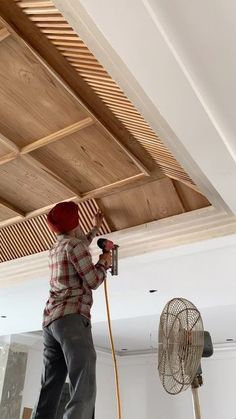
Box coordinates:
[23,8,59,15]
[36,22,70,28]
[18,2,54,7]
[0,199,111,262]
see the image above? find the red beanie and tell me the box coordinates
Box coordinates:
[47,201,79,234]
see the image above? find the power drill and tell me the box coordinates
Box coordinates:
[97,238,119,275]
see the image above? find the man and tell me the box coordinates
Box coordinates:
[32,201,111,419]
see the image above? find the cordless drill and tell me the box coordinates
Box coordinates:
[97,238,119,275]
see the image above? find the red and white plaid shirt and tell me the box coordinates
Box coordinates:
[43,227,107,327]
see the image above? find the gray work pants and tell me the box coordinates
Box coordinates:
[32,313,96,419]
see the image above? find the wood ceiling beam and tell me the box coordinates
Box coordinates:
[0,198,25,217]
[82,174,146,201]
[0,0,156,175]
[0,119,93,167]
[0,27,10,42]
[0,133,20,152]
[0,133,20,164]
[0,152,18,165]
[21,117,94,154]
[22,154,82,198]
[0,167,163,229]
[0,131,82,197]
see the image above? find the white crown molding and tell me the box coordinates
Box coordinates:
[11,333,236,363]
[0,207,236,286]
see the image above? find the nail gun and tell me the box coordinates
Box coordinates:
[97,238,119,275]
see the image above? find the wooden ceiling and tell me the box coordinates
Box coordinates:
[0,1,209,262]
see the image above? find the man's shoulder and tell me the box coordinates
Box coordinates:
[65,237,88,252]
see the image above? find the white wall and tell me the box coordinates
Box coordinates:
[200,351,236,419]
[119,351,236,419]
[119,355,192,419]
[21,344,236,419]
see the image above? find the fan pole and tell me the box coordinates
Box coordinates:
[191,374,202,419]
[191,387,201,419]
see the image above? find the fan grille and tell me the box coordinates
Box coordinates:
[158,298,204,395]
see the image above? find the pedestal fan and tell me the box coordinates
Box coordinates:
[158,298,213,419]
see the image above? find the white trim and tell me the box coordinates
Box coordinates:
[0,207,236,285]
[16,332,236,361]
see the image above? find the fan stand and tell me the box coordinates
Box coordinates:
[191,370,203,419]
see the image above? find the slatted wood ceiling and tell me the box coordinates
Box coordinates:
[15,0,193,186]
[0,200,111,262]
[0,1,210,263]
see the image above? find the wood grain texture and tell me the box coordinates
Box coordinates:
[15,0,196,187]
[172,180,209,211]
[0,197,25,217]
[0,168,163,228]
[31,123,144,193]
[0,157,73,213]
[21,117,94,153]
[99,178,186,230]
[0,34,88,148]
[0,2,211,263]
[0,203,23,220]
[0,0,157,174]
[0,27,10,42]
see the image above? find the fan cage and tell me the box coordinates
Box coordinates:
[158,298,204,395]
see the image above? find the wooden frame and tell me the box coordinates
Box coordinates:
[0,102,152,222]
[0,0,156,175]
[0,27,10,42]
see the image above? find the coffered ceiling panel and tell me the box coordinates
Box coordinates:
[0,0,210,263]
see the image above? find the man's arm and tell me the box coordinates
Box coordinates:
[86,211,104,245]
[86,226,99,245]
[68,242,108,290]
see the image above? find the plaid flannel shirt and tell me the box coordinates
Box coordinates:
[43,227,107,327]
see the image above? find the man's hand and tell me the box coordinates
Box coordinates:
[99,252,112,269]
[93,211,104,230]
